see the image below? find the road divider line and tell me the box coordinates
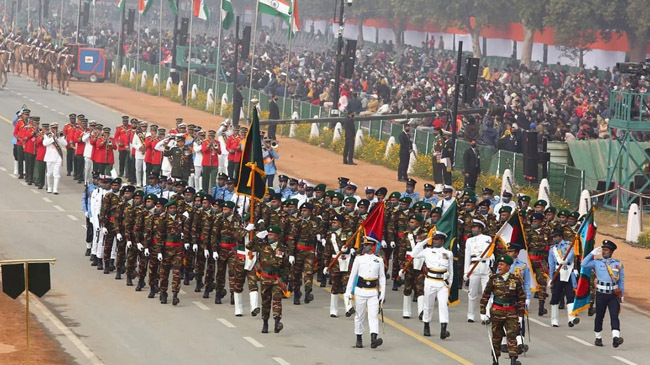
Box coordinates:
[193,301,210,311]
[612,356,638,365]
[81,224,87,229]
[566,335,594,347]
[53,205,65,212]
[67,215,79,221]
[528,317,551,328]
[273,357,291,365]
[217,318,235,328]
[43,197,52,203]
[0,167,6,171]
[31,188,40,194]
[20,181,27,186]
[243,336,264,348]
[179,289,187,295]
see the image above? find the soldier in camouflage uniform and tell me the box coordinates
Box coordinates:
[322,215,354,317]
[526,212,550,316]
[99,178,124,274]
[201,199,224,298]
[398,213,428,319]
[192,195,215,294]
[480,255,526,365]
[145,197,167,298]
[155,199,185,305]
[114,185,135,279]
[494,207,514,258]
[517,195,533,221]
[211,201,244,304]
[319,192,344,286]
[135,194,158,292]
[544,207,559,231]
[177,186,197,286]
[477,200,499,236]
[387,194,410,290]
[311,184,327,217]
[287,202,321,305]
[124,190,146,286]
[249,225,290,334]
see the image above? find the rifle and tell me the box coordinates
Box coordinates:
[326,224,363,271]
[466,235,498,278]
[549,240,575,285]
[395,233,432,280]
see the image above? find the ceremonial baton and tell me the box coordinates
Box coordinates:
[380,299,385,334]
[487,322,498,362]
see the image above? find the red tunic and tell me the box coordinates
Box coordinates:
[74,128,86,155]
[150,137,163,165]
[13,120,26,146]
[36,134,46,161]
[63,123,76,150]
[144,135,153,164]
[226,135,242,162]
[201,140,221,167]
[114,125,128,151]
[22,126,38,154]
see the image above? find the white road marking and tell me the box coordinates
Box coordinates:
[566,335,594,347]
[243,336,264,348]
[528,317,550,328]
[179,289,187,295]
[81,224,87,229]
[9,175,17,179]
[31,188,40,194]
[273,357,291,365]
[20,181,27,186]
[59,112,65,115]
[67,214,79,221]
[217,318,235,328]
[51,108,57,112]
[193,301,210,311]
[29,98,35,102]
[0,167,6,171]
[43,197,53,203]
[612,356,638,365]
[36,102,42,106]
[53,205,65,212]
[29,298,104,364]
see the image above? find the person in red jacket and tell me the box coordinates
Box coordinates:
[22,117,40,185]
[34,123,48,189]
[226,127,244,180]
[201,130,221,193]
[144,124,158,178]
[114,116,130,177]
[150,128,166,177]
[74,119,87,183]
[90,123,102,173]
[126,118,139,184]
[93,127,115,175]
[63,113,78,177]
[13,108,30,179]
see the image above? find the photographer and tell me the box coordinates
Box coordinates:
[262,137,279,188]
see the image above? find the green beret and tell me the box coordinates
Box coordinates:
[431,207,443,215]
[518,195,531,202]
[111,178,123,185]
[325,190,335,198]
[288,198,299,206]
[463,189,475,197]
[409,213,424,223]
[399,196,412,204]
[558,209,570,217]
[413,201,423,209]
[344,197,357,205]
[569,212,580,219]
[499,206,513,214]
[267,188,275,195]
[389,192,401,200]
[134,190,144,198]
[145,194,158,202]
[421,202,432,211]
[165,199,178,207]
[533,199,547,207]
[497,255,514,265]
[268,225,282,234]
[315,183,327,192]
[332,192,344,201]
[545,206,557,214]
[466,196,477,204]
[223,201,236,209]
[243,213,251,221]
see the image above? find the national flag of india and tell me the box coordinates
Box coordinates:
[193,0,209,20]
[221,0,234,30]
[259,0,300,34]
[139,0,153,15]
[117,0,125,11]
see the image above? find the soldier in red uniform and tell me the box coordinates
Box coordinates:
[201,130,221,193]
[63,113,78,177]
[114,116,130,177]
[21,116,39,185]
[92,127,116,175]
[34,123,48,189]
[13,108,30,179]
[74,119,87,183]
[144,124,158,178]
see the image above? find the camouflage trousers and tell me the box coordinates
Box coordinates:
[193,247,208,278]
[102,227,117,265]
[329,260,351,295]
[403,266,425,297]
[183,247,195,275]
[215,247,235,293]
[247,267,259,292]
[202,256,216,285]
[137,250,149,281]
[228,254,247,293]
[530,259,548,301]
[261,278,283,320]
[126,245,143,279]
[292,249,315,291]
[395,244,409,280]
[147,252,160,286]
[159,246,183,293]
[490,308,519,358]
[115,237,127,269]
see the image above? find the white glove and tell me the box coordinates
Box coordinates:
[573,269,579,277]
[525,299,530,309]
[126,241,132,249]
[321,239,327,247]
[381,240,387,248]
[621,296,624,303]
[213,252,219,260]
[116,233,123,241]
[480,314,489,322]
[331,233,337,242]
[184,243,190,250]
[408,233,414,242]
[323,267,329,275]
[443,272,450,281]
[463,274,468,282]
[257,219,265,225]
[398,269,405,279]
[192,244,198,252]
[183,211,190,219]
[591,246,602,256]
[349,248,356,256]
[204,249,210,258]
[289,255,295,265]
[137,243,144,251]
[144,248,150,256]
[390,241,396,249]
[519,317,524,326]
[316,234,322,241]
[101,227,108,235]
[157,253,163,262]
[245,223,255,231]
[256,230,268,239]
[84,211,89,218]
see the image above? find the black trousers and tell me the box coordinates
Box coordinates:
[594,292,620,332]
[268,124,277,140]
[118,150,128,176]
[464,172,477,190]
[343,138,354,163]
[398,153,409,179]
[24,152,35,183]
[550,278,575,304]
[66,148,74,173]
[75,154,85,181]
[127,154,136,183]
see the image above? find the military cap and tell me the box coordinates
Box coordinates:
[331,214,345,223]
[421,202,432,211]
[358,199,370,208]
[187,124,196,130]
[226,178,236,184]
[122,185,136,193]
[533,199,547,207]
[344,197,357,205]
[389,191,401,200]
[145,194,158,202]
[157,197,169,206]
[175,180,187,187]
[32,116,40,122]
[121,115,129,120]
[267,188,275,195]
[150,125,159,130]
[286,199,298,206]
[289,178,299,185]
[157,128,166,134]
[208,130,216,136]
[551,228,564,237]
[499,206,513,214]
[23,109,31,114]
[443,185,454,192]
[69,113,77,118]
[90,121,98,127]
[531,212,545,221]
[406,178,417,187]
[602,240,617,251]
[134,190,145,198]
[111,178,123,185]
[365,186,376,193]
[282,200,291,206]
[463,189,475,197]
[433,231,448,239]
[165,199,178,207]
[315,183,326,192]
[338,177,350,186]
[305,185,314,191]
[41,123,50,128]
[568,212,580,219]
[77,114,85,119]
[409,213,424,223]
[268,225,282,234]
[214,199,225,207]
[130,118,138,123]
[376,187,388,196]
[399,196,412,204]
[103,127,111,132]
[195,191,205,199]
[545,206,557,214]
[184,187,196,194]
[518,195,531,202]
[346,182,358,190]
[558,209,570,217]
[332,192,344,200]
[507,241,524,252]
[223,201,236,209]
[51,122,59,127]
[175,118,183,123]
[431,207,443,215]
[413,201,423,209]
[478,199,491,207]
[148,174,159,180]
[497,255,514,265]
[424,183,434,190]
[92,172,100,179]
[325,190,335,198]
[362,236,379,245]
[300,202,314,211]
[202,195,214,204]
[471,219,486,228]
[502,191,513,198]
[175,134,186,140]
[278,175,289,182]
[217,173,228,180]
[466,196,477,204]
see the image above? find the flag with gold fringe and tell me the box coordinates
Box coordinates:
[235,107,267,201]
[571,208,597,316]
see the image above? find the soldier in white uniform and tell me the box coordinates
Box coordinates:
[493,191,517,216]
[463,220,494,323]
[81,122,96,184]
[411,231,454,339]
[548,228,580,328]
[192,130,205,190]
[90,175,111,270]
[43,122,68,194]
[345,238,386,349]
[436,185,456,215]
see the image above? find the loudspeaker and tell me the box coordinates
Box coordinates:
[522,130,538,157]
[127,9,135,34]
[240,25,251,59]
[523,156,538,183]
[82,2,90,26]
[179,18,189,36]
[463,57,480,103]
[343,39,357,79]
[179,34,188,46]
[43,0,49,19]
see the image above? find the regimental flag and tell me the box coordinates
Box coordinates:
[193,0,209,20]
[426,200,460,305]
[354,201,385,254]
[571,208,597,316]
[489,210,526,257]
[235,107,267,201]
[139,0,153,15]
[221,0,234,30]
[259,0,300,34]
[516,212,539,293]
[167,0,178,15]
[117,0,125,11]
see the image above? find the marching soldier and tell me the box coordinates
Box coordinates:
[480,255,526,365]
[548,229,580,328]
[211,173,229,200]
[322,214,354,317]
[192,195,215,295]
[581,240,625,347]
[90,175,111,270]
[464,220,494,323]
[155,199,185,305]
[507,242,532,354]
[288,203,321,305]
[21,116,38,185]
[43,122,67,194]
[387,195,411,290]
[114,185,135,280]
[201,130,222,192]
[134,194,157,291]
[100,178,123,273]
[124,190,147,286]
[398,212,427,320]
[211,201,244,304]
[526,212,550,316]
[477,199,498,235]
[145,197,168,298]
[517,195,532,220]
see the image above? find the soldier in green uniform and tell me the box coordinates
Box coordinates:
[477,200,499,236]
[311,184,327,217]
[99,178,123,274]
[322,214,353,317]
[517,195,532,220]
[124,190,146,286]
[192,195,215,294]
[135,193,157,292]
[387,194,411,290]
[155,199,185,305]
[494,207,513,258]
[288,202,321,305]
[526,212,550,316]
[211,201,244,304]
[180,187,198,286]
[480,255,526,365]
[144,197,167,298]
[399,213,427,319]
[532,200,547,215]
[114,185,136,279]
[432,127,445,184]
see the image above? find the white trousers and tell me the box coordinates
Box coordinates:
[354,290,379,335]
[92,225,105,258]
[467,273,490,320]
[135,158,145,187]
[193,165,202,191]
[46,161,62,178]
[84,157,93,184]
[423,279,449,324]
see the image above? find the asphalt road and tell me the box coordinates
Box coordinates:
[0,76,648,365]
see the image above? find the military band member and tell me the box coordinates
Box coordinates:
[43,122,67,194]
[548,229,580,328]
[464,220,494,323]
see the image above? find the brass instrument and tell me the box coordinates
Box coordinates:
[270,140,279,149]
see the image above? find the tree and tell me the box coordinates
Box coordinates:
[387,0,433,50]
[513,0,548,66]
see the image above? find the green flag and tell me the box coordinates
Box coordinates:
[221,0,234,30]
[431,200,460,305]
[235,107,267,201]
[167,0,178,15]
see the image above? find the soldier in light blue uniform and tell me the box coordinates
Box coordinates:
[481,188,499,209]
[548,229,580,328]
[82,173,99,256]
[282,178,299,201]
[401,178,420,203]
[210,173,228,200]
[218,178,236,202]
[507,241,532,355]
[335,176,350,194]
[143,174,162,197]
[581,240,625,348]
[420,183,438,206]
[276,174,290,198]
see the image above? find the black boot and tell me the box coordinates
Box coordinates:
[148,286,156,298]
[304,289,314,304]
[492,353,499,365]
[262,319,269,333]
[172,292,180,306]
[109,259,116,272]
[135,279,145,291]
[538,300,547,316]
[559,297,565,309]
[91,255,98,266]
[355,334,363,348]
[126,277,133,286]
[320,274,327,287]
[274,317,283,333]
[203,282,214,298]
[510,356,521,365]
[195,277,203,292]
[423,322,431,336]
[613,336,624,348]
[294,289,302,305]
[594,338,603,347]
[370,333,383,348]
[160,291,168,304]
[588,302,595,316]
[501,344,509,353]
[215,288,224,304]
[115,269,122,280]
[97,259,103,270]
[183,268,191,286]
[230,292,235,305]
[440,323,450,339]
[85,248,91,256]
[317,271,323,283]
[103,261,110,274]
[392,280,399,291]
[345,307,356,317]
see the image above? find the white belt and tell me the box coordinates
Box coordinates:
[471,257,489,263]
[597,284,618,291]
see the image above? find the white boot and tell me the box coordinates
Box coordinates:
[249,291,259,316]
[46,175,53,193]
[551,304,559,327]
[344,293,354,316]
[417,295,425,320]
[13,161,18,175]
[53,177,60,194]
[234,292,243,316]
[567,303,580,327]
[402,295,412,319]
[330,294,339,317]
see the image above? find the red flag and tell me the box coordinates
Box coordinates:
[361,202,385,242]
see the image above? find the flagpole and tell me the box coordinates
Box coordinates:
[158,0,163,96]
[58,0,63,41]
[246,0,260,122]
[27,0,30,34]
[281,0,293,118]
[75,0,80,43]
[92,1,95,36]
[185,7,193,106]
[136,6,141,91]
[212,0,224,115]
